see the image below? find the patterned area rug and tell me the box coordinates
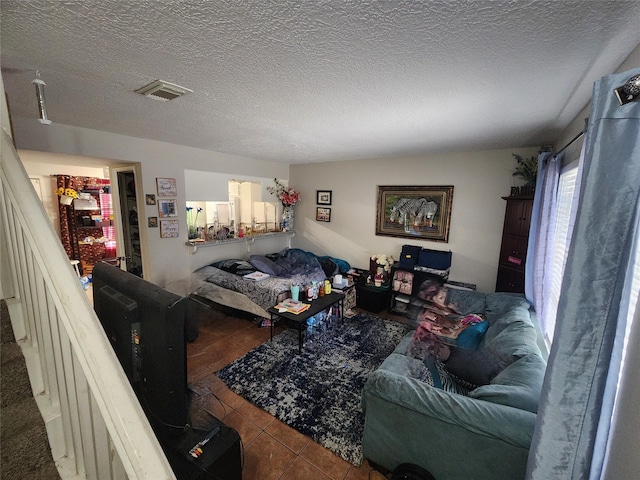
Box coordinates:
[215,312,409,466]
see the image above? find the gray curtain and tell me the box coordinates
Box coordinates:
[526,67,640,479]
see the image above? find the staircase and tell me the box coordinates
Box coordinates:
[1,300,59,478]
[1,74,175,479]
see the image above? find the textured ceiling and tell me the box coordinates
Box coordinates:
[2,0,640,164]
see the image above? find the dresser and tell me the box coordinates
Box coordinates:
[495,195,533,293]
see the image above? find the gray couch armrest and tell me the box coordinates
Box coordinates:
[364,368,536,448]
[363,369,537,479]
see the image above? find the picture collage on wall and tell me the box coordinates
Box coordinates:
[155,177,179,238]
[316,190,332,222]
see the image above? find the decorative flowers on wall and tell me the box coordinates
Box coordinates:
[55,187,78,199]
[55,187,79,205]
[267,178,300,206]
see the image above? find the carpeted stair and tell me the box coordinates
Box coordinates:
[1,300,60,479]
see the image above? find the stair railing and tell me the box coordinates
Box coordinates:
[0,126,175,479]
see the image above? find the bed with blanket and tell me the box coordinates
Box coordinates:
[169,248,350,319]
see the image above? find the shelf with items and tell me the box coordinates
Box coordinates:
[69,191,109,272]
[186,230,295,254]
[387,262,475,315]
[495,195,533,293]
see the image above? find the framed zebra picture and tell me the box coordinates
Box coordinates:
[376,185,454,242]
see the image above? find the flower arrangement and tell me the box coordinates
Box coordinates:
[371,254,394,273]
[55,187,79,199]
[512,154,538,183]
[267,178,300,206]
[186,206,203,238]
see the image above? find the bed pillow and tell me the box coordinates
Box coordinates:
[248,255,287,277]
[210,259,256,276]
[318,257,338,277]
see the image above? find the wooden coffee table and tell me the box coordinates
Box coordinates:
[267,291,346,353]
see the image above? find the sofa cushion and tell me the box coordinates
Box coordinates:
[375,352,472,396]
[445,288,487,315]
[444,346,503,387]
[482,310,540,364]
[484,294,531,321]
[469,354,546,413]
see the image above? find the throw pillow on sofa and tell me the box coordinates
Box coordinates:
[469,354,546,413]
[443,346,503,387]
[407,311,489,359]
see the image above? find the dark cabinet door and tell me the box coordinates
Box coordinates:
[498,234,528,270]
[496,266,525,293]
[503,199,533,237]
[496,196,533,293]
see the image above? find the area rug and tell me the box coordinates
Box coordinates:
[212,312,410,466]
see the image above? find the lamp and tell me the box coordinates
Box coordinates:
[32,71,52,124]
[614,73,640,106]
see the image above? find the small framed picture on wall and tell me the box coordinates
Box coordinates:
[316,207,331,222]
[160,219,179,238]
[156,177,177,197]
[316,190,332,205]
[158,199,178,218]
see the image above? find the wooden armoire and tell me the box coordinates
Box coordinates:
[495,194,533,293]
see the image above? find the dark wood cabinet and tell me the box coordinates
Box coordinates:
[495,196,533,293]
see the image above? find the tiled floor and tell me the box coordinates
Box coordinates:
[186,303,390,480]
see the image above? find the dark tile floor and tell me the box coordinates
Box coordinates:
[186,304,390,480]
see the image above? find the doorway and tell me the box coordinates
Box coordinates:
[116,171,143,277]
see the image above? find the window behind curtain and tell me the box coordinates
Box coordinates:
[544,163,579,344]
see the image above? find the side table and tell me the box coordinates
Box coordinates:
[355,284,391,313]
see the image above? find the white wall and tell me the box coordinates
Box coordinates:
[13,116,539,292]
[290,147,538,292]
[11,118,290,286]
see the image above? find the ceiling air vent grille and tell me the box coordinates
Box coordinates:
[135,79,192,101]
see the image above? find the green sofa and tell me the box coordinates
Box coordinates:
[362,291,546,480]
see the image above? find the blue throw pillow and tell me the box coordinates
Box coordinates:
[457,320,490,349]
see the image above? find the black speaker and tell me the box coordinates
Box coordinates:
[162,422,242,480]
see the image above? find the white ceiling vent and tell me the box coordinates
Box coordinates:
[135,79,192,101]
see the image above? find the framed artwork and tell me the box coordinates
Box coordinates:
[316,207,331,222]
[156,177,177,197]
[145,194,156,205]
[160,219,179,238]
[316,190,332,205]
[148,216,158,228]
[158,199,178,218]
[376,185,454,242]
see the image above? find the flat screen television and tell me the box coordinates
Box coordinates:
[92,261,189,439]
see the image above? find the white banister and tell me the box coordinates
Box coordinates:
[1,127,175,478]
